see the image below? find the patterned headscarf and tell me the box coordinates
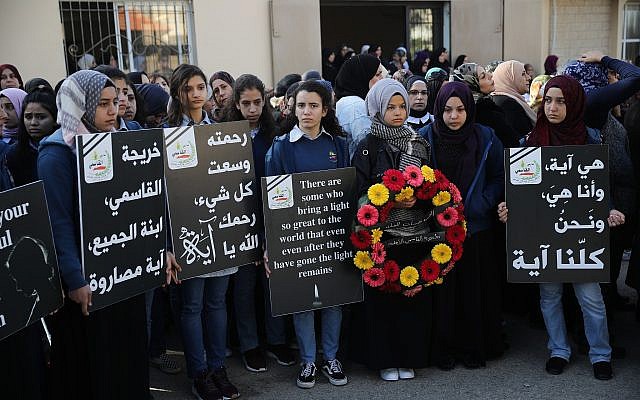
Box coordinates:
[56,70,113,147]
[485,60,503,74]
[528,74,552,110]
[562,61,608,95]
[491,60,537,123]
[451,63,483,101]
[0,88,27,140]
[426,67,448,80]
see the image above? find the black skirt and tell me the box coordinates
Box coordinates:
[49,294,149,400]
[0,322,49,399]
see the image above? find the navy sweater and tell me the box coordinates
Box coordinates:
[265,131,349,175]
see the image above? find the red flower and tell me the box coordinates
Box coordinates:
[350,230,372,250]
[415,182,438,200]
[357,204,379,227]
[382,169,406,192]
[455,204,465,221]
[451,243,464,262]
[434,170,450,190]
[445,225,466,244]
[382,281,402,293]
[420,259,441,282]
[379,202,394,222]
[437,207,459,228]
[449,182,462,204]
[363,267,386,288]
[403,165,424,187]
[371,242,386,264]
[383,260,400,282]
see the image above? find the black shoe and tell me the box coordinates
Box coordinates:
[266,344,296,366]
[321,359,348,386]
[210,367,240,399]
[545,357,568,375]
[242,347,266,372]
[192,370,223,400]
[296,362,316,389]
[437,356,456,371]
[593,361,613,380]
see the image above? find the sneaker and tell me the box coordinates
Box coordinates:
[321,359,348,386]
[210,367,240,399]
[398,368,415,379]
[296,362,316,389]
[266,344,296,366]
[150,353,182,375]
[242,347,267,372]
[593,361,613,380]
[192,370,223,400]
[545,357,568,375]
[380,368,399,381]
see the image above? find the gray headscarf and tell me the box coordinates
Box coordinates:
[57,70,113,146]
[365,78,429,159]
[451,62,483,101]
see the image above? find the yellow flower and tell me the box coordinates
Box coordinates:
[434,277,443,285]
[431,243,452,264]
[432,191,451,206]
[371,228,383,244]
[462,220,467,232]
[367,183,389,206]
[421,165,436,183]
[395,187,414,202]
[399,266,419,287]
[354,251,374,270]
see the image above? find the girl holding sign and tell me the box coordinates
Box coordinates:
[265,80,350,390]
[498,75,614,380]
[165,64,241,400]
[38,69,150,399]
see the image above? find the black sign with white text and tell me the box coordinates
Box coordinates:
[77,130,166,310]
[262,168,363,316]
[0,182,62,341]
[506,145,610,282]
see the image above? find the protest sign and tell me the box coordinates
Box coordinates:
[262,167,363,316]
[506,145,610,282]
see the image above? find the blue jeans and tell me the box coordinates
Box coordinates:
[539,282,611,363]
[293,306,342,363]
[180,276,230,378]
[233,264,286,353]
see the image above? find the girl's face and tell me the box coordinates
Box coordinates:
[383,94,407,128]
[283,96,295,118]
[369,64,386,89]
[0,97,18,128]
[408,81,428,112]
[295,90,327,135]
[0,105,7,128]
[154,77,170,94]
[375,46,382,58]
[23,102,56,141]
[183,75,207,112]
[328,52,336,63]
[439,51,448,63]
[211,78,233,107]
[1,68,19,89]
[94,86,119,132]
[236,88,263,126]
[124,84,137,121]
[112,78,128,118]
[517,68,532,94]
[421,59,430,74]
[543,87,567,124]
[477,66,495,94]
[443,96,467,131]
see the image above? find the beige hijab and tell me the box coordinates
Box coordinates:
[491,60,537,124]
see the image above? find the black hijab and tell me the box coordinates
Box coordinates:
[334,54,380,100]
[429,47,451,71]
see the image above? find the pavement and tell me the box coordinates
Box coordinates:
[150,266,640,400]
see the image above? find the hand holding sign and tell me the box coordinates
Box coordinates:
[69,285,92,316]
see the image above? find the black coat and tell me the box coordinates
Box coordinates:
[491,95,534,140]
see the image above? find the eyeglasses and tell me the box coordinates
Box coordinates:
[408,90,428,96]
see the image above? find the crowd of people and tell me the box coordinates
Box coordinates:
[1,41,640,400]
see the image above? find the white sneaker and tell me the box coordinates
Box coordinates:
[398,368,415,379]
[380,368,399,381]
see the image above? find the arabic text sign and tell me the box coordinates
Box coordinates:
[505,145,610,282]
[77,130,167,310]
[262,168,363,316]
[164,121,261,279]
[0,182,63,342]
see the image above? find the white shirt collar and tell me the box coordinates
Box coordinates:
[289,124,332,142]
[407,113,433,125]
[182,111,211,126]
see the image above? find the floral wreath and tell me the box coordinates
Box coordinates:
[351,165,466,294]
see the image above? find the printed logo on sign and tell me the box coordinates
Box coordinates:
[329,151,337,163]
[266,175,294,209]
[164,127,198,170]
[509,147,542,185]
[83,134,113,183]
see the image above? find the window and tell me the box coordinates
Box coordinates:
[622,2,640,62]
[407,6,444,60]
[59,0,195,76]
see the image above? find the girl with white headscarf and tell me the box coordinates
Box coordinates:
[490,60,536,139]
[38,70,151,399]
